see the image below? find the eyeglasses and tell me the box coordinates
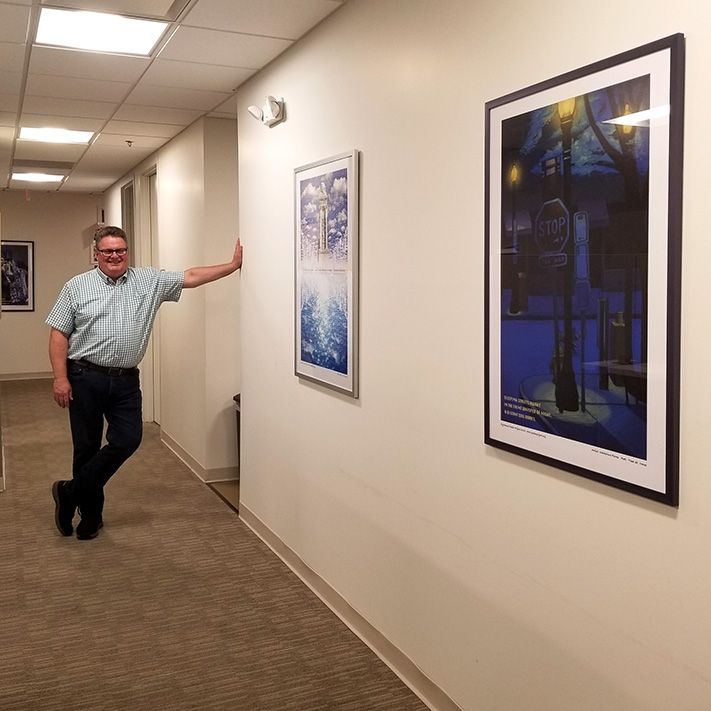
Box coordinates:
[97,248,128,256]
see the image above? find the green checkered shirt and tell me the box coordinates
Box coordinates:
[46,267,184,368]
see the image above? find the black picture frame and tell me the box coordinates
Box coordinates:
[484,35,684,506]
[1,240,35,312]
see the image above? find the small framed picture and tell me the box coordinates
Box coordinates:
[294,150,360,397]
[1,240,34,312]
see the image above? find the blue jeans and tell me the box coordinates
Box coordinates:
[66,361,143,518]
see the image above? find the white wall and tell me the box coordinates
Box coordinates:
[104,117,240,477]
[0,191,103,377]
[237,1,711,709]
[203,119,240,470]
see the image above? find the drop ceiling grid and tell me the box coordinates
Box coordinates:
[1,0,346,192]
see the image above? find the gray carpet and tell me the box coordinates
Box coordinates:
[0,379,428,711]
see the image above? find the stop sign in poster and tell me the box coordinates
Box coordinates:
[484,35,684,506]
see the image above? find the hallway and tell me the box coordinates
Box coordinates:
[0,379,427,711]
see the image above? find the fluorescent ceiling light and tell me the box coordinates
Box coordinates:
[12,173,65,183]
[36,7,169,56]
[20,127,94,144]
[604,105,670,127]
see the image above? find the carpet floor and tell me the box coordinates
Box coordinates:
[0,379,428,711]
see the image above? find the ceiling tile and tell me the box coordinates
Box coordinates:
[0,93,19,113]
[159,26,292,69]
[0,4,30,43]
[93,133,164,149]
[60,174,116,192]
[20,113,104,131]
[141,58,254,93]
[28,46,150,83]
[114,103,203,125]
[126,83,231,111]
[26,74,132,103]
[0,125,13,145]
[41,0,187,21]
[0,41,26,72]
[14,140,86,162]
[103,119,183,139]
[75,143,155,174]
[21,96,117,119]
[0,111,16,126]
[184,0,342,40]
[0,70,22,95]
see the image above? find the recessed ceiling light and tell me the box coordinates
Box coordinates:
[12,173,65,183]
[36,7,169,56]
[20,127,94,144]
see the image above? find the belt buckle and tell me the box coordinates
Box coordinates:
[107,366,122,376]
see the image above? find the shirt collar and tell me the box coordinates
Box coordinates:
[95,266,130,285]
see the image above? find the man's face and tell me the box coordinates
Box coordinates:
[96,236,129,279]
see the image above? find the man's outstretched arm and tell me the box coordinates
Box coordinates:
[183,239,243,289]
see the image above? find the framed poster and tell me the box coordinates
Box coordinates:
[484,35,684,505]
[295,150,359,397]
[1,240,34,312]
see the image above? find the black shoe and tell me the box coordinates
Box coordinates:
[76,515,103,540]
[52,480,76,536]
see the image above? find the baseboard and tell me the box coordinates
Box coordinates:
[0,372,52,381]
[239,504,463,711]
[160,430,238,483]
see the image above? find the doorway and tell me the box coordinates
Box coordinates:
[120,182,135,262]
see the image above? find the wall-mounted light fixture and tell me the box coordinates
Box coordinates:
[247,96,286,128]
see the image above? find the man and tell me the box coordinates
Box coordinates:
[46,225,243,540]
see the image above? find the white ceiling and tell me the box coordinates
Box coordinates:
[0,0,344,193]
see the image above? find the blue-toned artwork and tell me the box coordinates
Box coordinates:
[499,76,650,460]
[299,168,349,374]
[295,151,359,397]
[485,35,684,505]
